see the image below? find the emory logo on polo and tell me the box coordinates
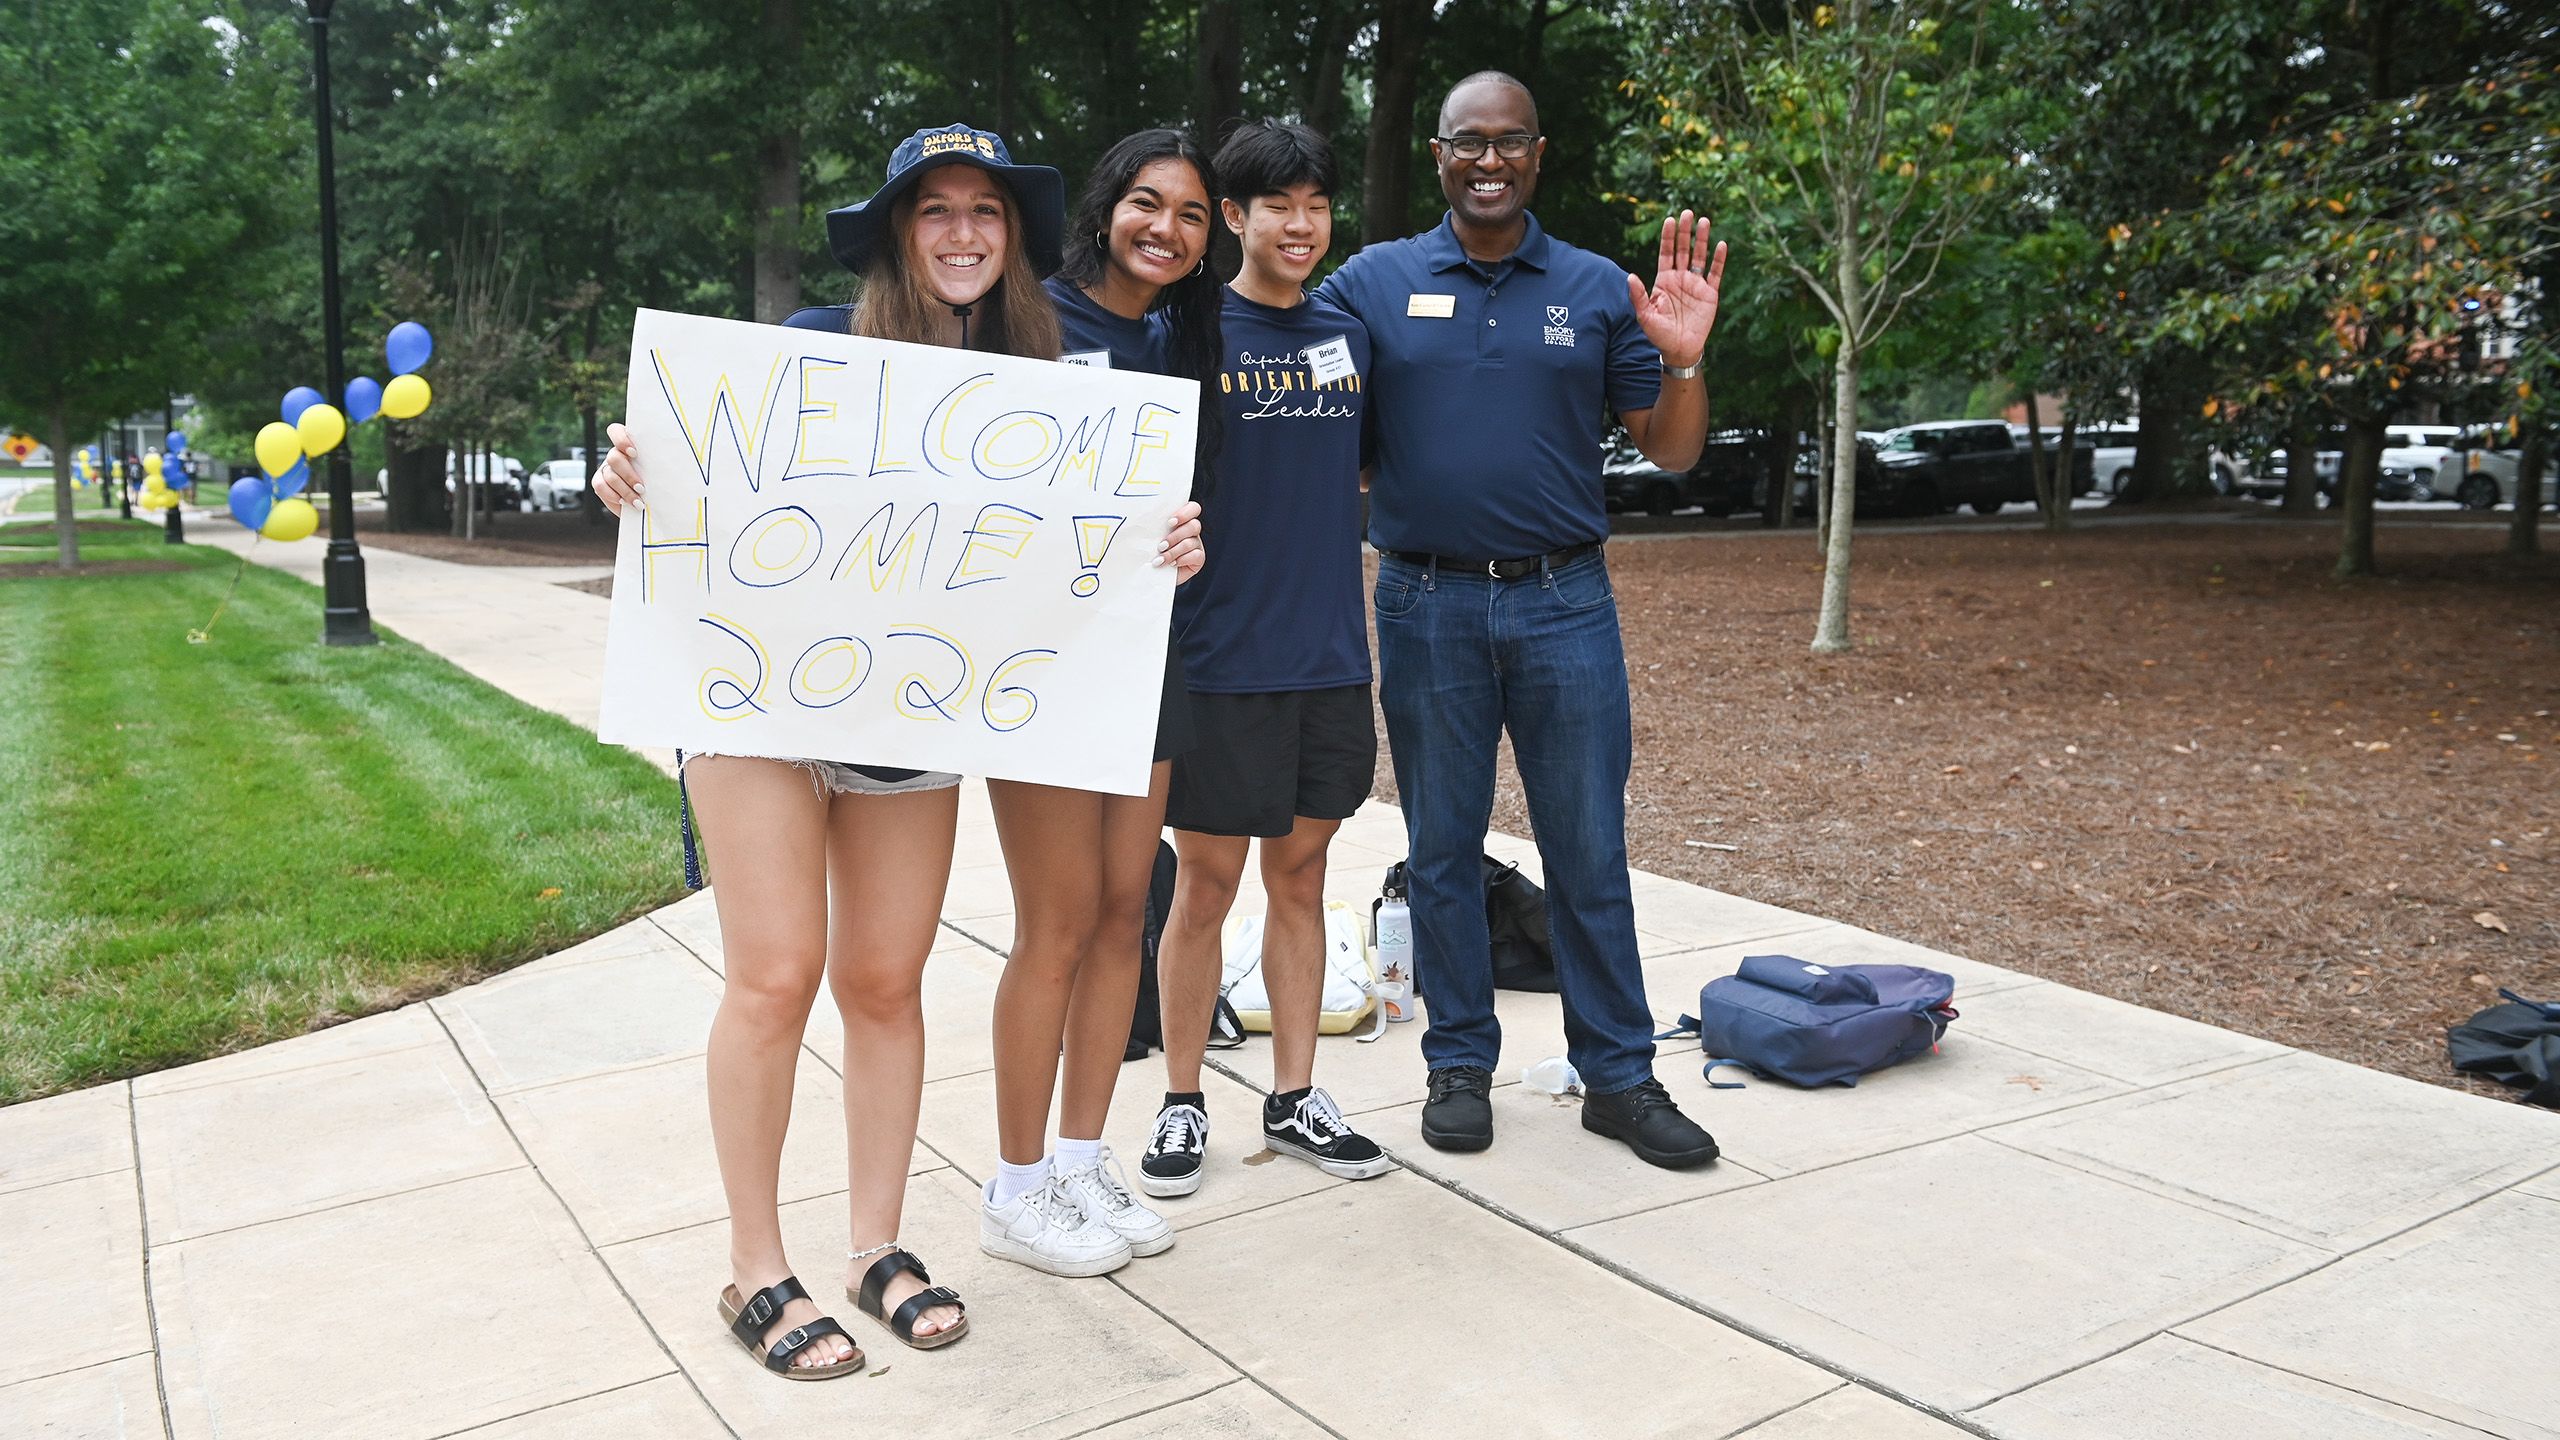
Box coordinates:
[1543,305,1576,348]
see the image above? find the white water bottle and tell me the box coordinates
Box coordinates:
[1374,885,1417,1022]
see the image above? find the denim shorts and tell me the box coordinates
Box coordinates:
[678,752,960,796]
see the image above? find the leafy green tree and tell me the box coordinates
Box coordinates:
[1643,0,2010,653]
[0,0,300,566]
[2154,39,2557,574]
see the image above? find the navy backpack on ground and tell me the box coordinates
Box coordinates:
[1665,955,1958,1088]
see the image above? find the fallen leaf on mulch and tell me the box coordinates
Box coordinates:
[2474,911,2510,933]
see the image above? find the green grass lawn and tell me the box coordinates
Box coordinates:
[0,521,684,1102]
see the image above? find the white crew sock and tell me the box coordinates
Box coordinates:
[1054,1136,1103,1172]
[987,1156,1050,1209]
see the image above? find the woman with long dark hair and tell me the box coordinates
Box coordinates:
[591,124,1206,1371]
[974,129,1224,1277]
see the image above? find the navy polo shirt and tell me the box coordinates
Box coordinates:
[1316,213,1661,560]
[1045,277,1169,373]
[1172,287,1371,693]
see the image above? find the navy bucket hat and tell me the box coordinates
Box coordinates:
[825,124,1066,278]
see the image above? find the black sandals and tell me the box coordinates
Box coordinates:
[718,1276,863,1380]
[852,1247,970,1350]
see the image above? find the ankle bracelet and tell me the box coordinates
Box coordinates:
[848,1240,901,1263]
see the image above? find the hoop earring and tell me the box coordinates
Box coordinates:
[1193,258,1208,278]
[1095,231,1108,253]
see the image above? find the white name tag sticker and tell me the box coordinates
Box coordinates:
[1303,336,1358,386]
[1060,349,1112,369]
[1406,293,1456,318]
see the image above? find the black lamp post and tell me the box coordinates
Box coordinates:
[306,0,376,645]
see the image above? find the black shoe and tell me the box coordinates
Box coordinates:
[1263,1087,1396,1179]
[1140,1101,1207,1198]
[1420,1066,1494,1152]
[1582,1078,1719,1169]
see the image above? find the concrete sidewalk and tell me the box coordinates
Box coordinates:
[5,537,2556,1439]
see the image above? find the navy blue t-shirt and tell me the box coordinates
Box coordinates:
[1044,277,1169,373]
[1170,288,1371,694]
[1315,213,1661,560]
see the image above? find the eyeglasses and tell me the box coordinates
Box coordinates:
[1435,133,1539,160]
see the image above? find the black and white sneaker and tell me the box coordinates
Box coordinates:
[1140,1101,1208,1197]
[1263,1087,1395,1180]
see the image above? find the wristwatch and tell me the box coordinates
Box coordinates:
[1661,355,1703,379]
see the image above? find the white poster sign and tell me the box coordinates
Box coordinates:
[598,308,1198,796]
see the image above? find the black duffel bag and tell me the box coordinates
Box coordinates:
[1381,855,1557,994]
[2448,989,2560,1109]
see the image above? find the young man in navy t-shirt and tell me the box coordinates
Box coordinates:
[1141,121,1395,1198]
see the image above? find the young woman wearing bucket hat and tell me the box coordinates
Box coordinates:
[965,128,1224,1279]
[590,122,1206,1376]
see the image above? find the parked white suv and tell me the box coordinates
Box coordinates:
[2076,421,2246,495]
[2384,425,2524,508]
[528,459,592,512]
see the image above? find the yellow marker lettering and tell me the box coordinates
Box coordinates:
[1115,403,1176,496]
[790,357,851,473]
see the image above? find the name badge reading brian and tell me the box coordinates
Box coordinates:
[1406,293,1456,319]
[1060,349,1112,369]
[1303,336,1359,386]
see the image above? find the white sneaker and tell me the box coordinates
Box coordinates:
[980,1174,1132,1277]
[1056,1146,1176,1257]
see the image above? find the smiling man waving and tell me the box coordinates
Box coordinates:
[1316,70,1728,1169]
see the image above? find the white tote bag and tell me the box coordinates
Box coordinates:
[1221,901,1378,1034]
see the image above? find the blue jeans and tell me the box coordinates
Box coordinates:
[1374,551,1655,1095]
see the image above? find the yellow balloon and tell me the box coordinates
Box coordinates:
[255,421,302,477]
[381,372,432,420]
[297,402,347,457]
[260,496,319,542]
[144,452,164,478]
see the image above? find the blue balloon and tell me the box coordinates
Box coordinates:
[386,321,434,376]
[344,376,384,425]
[166,430,188,454]
[273,457,310,498]
[281,386,325,424]
[228,477,274,531]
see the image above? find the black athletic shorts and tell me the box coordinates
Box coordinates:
[1153,640,1195,764]
[1165,684,1376,837]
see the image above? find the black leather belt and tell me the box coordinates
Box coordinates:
[1383,541,1601,581]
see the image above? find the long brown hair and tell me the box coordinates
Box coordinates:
[853,184,1061,361]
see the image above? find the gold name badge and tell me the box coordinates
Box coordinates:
[1406,293,1457,318]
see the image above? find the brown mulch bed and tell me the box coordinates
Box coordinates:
[350,504,618,567]
[1375,518,2560,1098]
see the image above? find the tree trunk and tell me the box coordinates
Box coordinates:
[2335,413,2384,577]
[2509,428,2547,557]
[1196,0,1243,145]
[2282,412,2322,516]
[2024,390,2052,520]
[1766,394,1805,528]
[1362,0,1434,245]
[1522,0,1556,92]
[1305,0,1353,139]
[992,0,1017,138]
[2120,356,2214,504]
[1812,340,1861,653]
[48,399,78,569]
[752,0,803,325]
[388,431,446,532]
[2051,412,2078,533]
